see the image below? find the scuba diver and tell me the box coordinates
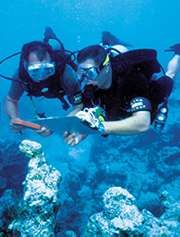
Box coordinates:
[4,27,83,136]
[64,32,180,146]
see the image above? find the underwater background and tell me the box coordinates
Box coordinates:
[0,0,179,236]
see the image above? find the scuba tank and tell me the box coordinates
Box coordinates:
[153,99,168,131]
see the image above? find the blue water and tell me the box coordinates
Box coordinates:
[0,0,179,236]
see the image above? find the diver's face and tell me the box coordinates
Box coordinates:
[27,52,55,82]
[77,59,112,90]
[28,51,51,65]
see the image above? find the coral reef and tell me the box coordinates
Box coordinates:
[8,140,62,237]
[0,118,179,236]
[54,122,179,235]
[85,186,180,236]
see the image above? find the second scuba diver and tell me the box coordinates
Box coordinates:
[64,32,180,145]
[5,27,83,136]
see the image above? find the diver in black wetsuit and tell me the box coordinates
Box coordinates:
[64,32,180,146]
[5,28,83,136]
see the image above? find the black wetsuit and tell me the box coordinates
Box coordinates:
[82,50,173,122]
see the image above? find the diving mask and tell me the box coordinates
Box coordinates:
[77,66,100,90]
[78,66,100,81]
[77,55,110,89]
[27,62,55,82]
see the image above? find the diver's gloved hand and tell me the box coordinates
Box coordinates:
[165,44,180,54]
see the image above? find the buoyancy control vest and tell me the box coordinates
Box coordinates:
[83,49,162,120]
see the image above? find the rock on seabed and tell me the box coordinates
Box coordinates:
[85,187,180,236]
[8,140,62,237]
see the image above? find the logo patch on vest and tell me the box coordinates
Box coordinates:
[130,97,152,112]
[73,93,82,105]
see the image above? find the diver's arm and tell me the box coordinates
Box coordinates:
[5,78,24,120]
[64,110,151,146]
[5,96,20,120]
[165,54,180,79]
[102,111,151,135]
[6,72,24,120]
